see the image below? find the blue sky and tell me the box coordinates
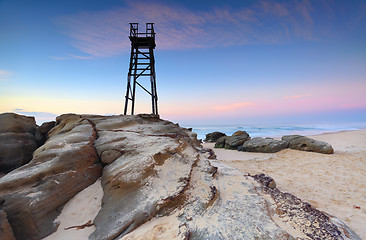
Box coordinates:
[1,0,366,125]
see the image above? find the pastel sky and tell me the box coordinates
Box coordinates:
[0,0,365,125]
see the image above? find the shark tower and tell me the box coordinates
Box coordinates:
[124,23,158,115]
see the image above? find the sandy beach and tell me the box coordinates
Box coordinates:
[204,129,366,239]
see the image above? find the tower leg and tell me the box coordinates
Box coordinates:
[131,76,137,115]
[150,76,156,114]
[124,76,131,115]
[124,46,136,115]
[131,48,138,115]
[153,79,158,115]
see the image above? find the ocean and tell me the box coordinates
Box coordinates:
[183,123,366,141]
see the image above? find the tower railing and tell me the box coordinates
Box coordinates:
[129,23,155,38]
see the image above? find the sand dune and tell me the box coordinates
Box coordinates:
[204,129,366,239]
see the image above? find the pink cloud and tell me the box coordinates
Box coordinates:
[55,1,318,57]
[161,80,366,120]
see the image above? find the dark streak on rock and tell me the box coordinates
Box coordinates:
[209,186,217,201]
[252,174,346,240]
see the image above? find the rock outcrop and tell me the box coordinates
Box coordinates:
[0,113,37,134]
[214,130,250,150]
[0,114,358,240]
[35,121,55,145]
[120,159,360,240]
[0,114,102,239]
[0,113,38,173]
[88,114,203,240]
[214,135,227,148]
[224,135,249,149]
[232,130,248,137]
[211,130,334,154]
[241,137,289,153]
[199,147,217,159]
[204,131,226,142]
[0,204,16,240]
[282,135,334,154]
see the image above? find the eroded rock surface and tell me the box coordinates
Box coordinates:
[283,135,334,154]
[214,136,227,148]
[204,131,226,142]
[214,131,250,150]
[0,114,102,240]
[89,115,202,240]
[0,113,37,134]
[0,208,16,240]
[0,113,38,173]
[120,158,360,240]
[241,137,289,153]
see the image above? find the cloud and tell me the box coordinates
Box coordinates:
[50,54,94,60]
[212,102,255,111]
[282,94,312,99]
[55,0,318,57]
[0,70,12,80]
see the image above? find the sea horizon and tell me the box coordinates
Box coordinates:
[182,122,366,141]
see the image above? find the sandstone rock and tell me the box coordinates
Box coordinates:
[0,208,16,240]
[0,113,36,134]
[232,130,249,137]
[35,121,56,145]
[0,114,102,240]
[199,147,216,159]
[0,133,38,173]
[89,115,203,240]
[180,161,292,239]
[121,159,360,240]
[282,135,334,154]
[204,131,226,142]
[100,149,123,164]
[38,121,56,135]
[214,136,227,148]
[0,113,38,173]
[241,137,289,153]
[185,130,201,147]
[224,133,250,150]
